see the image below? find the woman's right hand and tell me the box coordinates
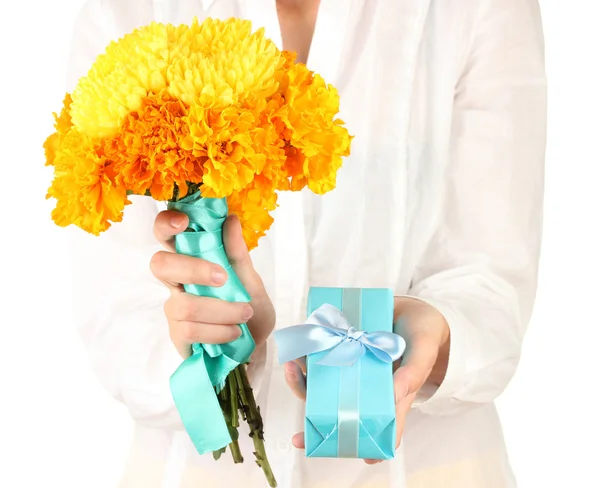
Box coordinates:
[150,210,276,359]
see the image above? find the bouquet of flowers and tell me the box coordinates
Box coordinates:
[44,17,351,486]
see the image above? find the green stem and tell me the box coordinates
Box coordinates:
[212,366,275,484]
[234,366,277,487]
[214,374,243,463]
[229,370,239,429]
[228,438,243,464]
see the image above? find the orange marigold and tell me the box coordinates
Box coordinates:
[46,126,129,235]
[44,94,73,167]
[226,175,279,250]
[279,63,352,194]
[106,90,203,201]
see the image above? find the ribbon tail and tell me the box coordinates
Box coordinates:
[202,347,241,392]
[170,350,231,454]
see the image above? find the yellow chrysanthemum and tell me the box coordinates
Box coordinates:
[70,22,170,138]
[46,17,352,249]
[168,19,284,107]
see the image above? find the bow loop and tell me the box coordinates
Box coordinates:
[275,304,405,367]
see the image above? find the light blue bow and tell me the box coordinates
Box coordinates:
[275,304,406,367]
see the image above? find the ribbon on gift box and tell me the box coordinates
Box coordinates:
[274,300,405,457]
[275,304,405,366]
[168,193,255,455]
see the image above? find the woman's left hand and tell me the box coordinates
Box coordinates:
[283,296,450,463]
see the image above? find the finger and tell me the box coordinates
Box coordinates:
[150,251,228,288]
[292,432,305,449]
[295,356,307,374]
[154,210,189,251]
[173,320,243,345]
[164,294,254,325]
[284,361,307,400]
[160,279,183,295]
[223,214,275,344]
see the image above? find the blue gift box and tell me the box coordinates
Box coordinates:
[304,287,397,459]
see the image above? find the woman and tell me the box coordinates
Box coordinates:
[68,0,546,487]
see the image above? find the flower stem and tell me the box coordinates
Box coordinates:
[228,437,244,464]
[213,366,276,484]
[229,370,239,429]
[215,374,243,463]
[234,366,277,487]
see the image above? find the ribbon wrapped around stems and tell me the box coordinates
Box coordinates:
[168,192,255,454]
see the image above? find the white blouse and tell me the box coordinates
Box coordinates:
[66,0,547,487]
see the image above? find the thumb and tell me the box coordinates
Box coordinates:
[223,214,262,295]
[223,215,274,346]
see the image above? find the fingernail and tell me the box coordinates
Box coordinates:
[242,305,254,321]
[211,269,227,285]
[170,215,185,228]
[284,362,296,375]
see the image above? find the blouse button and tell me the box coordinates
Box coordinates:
[278,439,291,452]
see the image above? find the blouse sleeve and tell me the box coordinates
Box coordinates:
[409,0,547,415]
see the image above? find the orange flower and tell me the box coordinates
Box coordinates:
[226,175,279,250]
[278,63,352,194]
[46,127,129,235]
[44,94,73,167]
[106,90,203,201]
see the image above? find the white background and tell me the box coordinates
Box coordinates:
[1,1,598,487]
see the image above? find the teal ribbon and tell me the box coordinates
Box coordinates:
[274,290,405,457]
[167,192,255,454]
